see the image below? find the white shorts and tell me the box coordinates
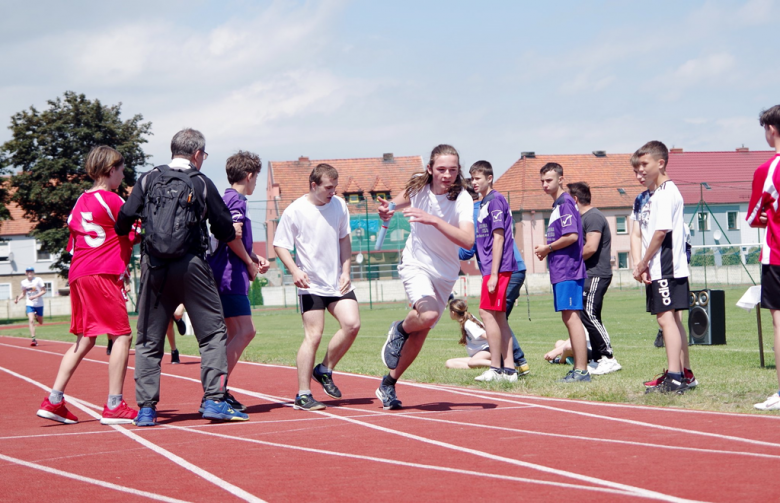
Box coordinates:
[398,261,457,329]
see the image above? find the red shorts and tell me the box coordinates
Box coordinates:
[479,272,512,312]
[70,274,131,337]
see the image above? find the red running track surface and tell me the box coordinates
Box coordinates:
[1,335,779,502]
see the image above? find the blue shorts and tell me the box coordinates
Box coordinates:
[219,294,251,318]
[553,279,584,312]
[26,306,43,317]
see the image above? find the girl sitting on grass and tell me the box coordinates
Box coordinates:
[445,298,493,369]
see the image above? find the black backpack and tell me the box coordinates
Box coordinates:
[141,165,208,259]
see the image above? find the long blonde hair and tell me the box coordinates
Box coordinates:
[449,298,484,346]
[405,144,466,201]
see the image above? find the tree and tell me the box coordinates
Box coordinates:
[0,91,152,278]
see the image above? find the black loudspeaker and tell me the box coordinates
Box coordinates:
[688,289,726,345]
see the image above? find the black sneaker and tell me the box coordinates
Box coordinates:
[294,394,326,411]
[645,374,688,395]
[175,318,187,335]
[170,349,180,364]
[224,390,246,412]
[375,383,402,410]
[381,321,408,370]
[654,329,665,348]
[106,338,113,355]
[312,366,341,399]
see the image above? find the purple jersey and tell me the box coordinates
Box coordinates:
[475,190,517,276]
[546,192,586,285]
[208,188,254,295]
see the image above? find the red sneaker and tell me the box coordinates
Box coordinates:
[37,398,78,424]
[684,368,698,388]
[643,369,668,388]
[100,401,138,425]
[30,339,37,347]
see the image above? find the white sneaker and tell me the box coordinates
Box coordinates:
[474,369,502,382]
[589,357,622,376]
[503,371,518,383]
[754,393,780,411]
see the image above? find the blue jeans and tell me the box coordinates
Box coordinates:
[505,270,526,364]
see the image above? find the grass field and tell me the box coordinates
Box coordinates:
[4,285,778,414]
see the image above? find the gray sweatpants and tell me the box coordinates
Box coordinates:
[134,253,228,409]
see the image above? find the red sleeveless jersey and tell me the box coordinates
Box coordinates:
[67,190,135,282]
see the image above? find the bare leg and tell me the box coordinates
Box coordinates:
[446,351,492,369]
[37,314,44,325]
[225,315,256,376]
[389,297,441,379]
[773,310,780,390]
[297,310,325,391]
[107,334,132,395]
[480,308,514,369]
[544,340,569,361]
[321,299,360,369]
[173,304,185,320]
[165,320,177,352]
[27,312,36,339]
[562,310,587,371]
[658,311,682,373]
[52,336,97,392]
[674,310,690,369]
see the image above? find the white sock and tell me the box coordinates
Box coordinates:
[49,390,64,404]
[107,394,123,410]
[298,390,311,397]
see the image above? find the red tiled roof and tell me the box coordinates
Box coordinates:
[267,155,424,214]
[666,150,774,205]
[0,201,34,236]
[369,176,392,193]
[494,149,775,211]
[343,177,362,194]
[493,153,639,211]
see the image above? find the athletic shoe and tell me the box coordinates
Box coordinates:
[376,383,402,410]
[559,369,591,383]
[754,393,780,411]
[293,394,326,411]
[588,357,623,376]
[645,374,688,395]
[474,368,502,382]
[312,366,342,399]
[503,370,518,383]
[100,401,138,425]
[684,368,698,388]
[644,369,668,388]
[106,338,113,355]
[175,317,187,335]
[654,329,665,348]
[30,339,37,347]
[202,400,249,421]
[516,359,531,376]
[37,398,78,424]
[381,321,408,370]
[134,407,158,427]
[170,349,180,365]
[224,390,246,412]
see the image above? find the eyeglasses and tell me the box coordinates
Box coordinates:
[200,150,209,160]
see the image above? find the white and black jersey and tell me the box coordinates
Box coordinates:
[639,180,689,280]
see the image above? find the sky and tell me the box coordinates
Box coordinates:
[1,0,778,240]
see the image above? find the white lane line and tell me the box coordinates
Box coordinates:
[0,365,265,503]
[160,424,641,499]
[0,430,117,441]
[0,453,190,503]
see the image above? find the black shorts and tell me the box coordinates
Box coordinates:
[300,291,358,313]
[761,265,780,310]
[645,277,689,315]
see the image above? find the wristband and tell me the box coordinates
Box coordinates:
[548,244,553,253]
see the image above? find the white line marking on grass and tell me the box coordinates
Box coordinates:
[0,366,265,503]
[161,423,644,499]
[0,453,191,503]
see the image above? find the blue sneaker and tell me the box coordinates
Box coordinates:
[559,369,591,383]
[202,400,249,421]
[133,407,157,427]
[381,321,408,370]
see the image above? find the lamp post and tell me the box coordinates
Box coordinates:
[357,199,373,309]
[700,182,711,289]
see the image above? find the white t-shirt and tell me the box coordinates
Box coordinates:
[639,180,689,280]
[402,185,474,280]
[21,277,45,307]
[273,195,352,297]
[463,318,489,357]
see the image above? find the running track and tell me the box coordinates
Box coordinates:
[1,335,779,502]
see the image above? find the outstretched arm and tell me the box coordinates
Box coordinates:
[402,207,474,249]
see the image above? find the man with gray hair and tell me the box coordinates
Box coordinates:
[116,128,248,425]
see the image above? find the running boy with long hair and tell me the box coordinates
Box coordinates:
[37,146,138,425]
[378,144,474,409]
